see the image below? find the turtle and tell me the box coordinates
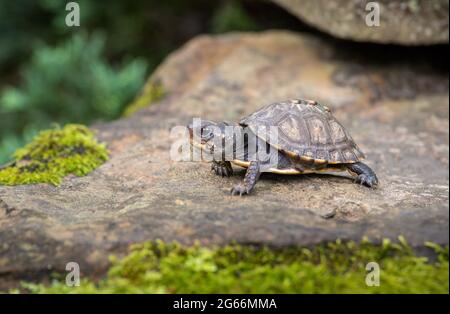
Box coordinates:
[188,99,378,195]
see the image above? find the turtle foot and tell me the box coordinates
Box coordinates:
[211,162,233,177]
[346,162,378,188]
[355,173,378,188]
[230,184,250,196]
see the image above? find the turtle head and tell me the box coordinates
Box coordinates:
[188,120,229,160]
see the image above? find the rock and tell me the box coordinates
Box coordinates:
[0,31,448,289]
[272,0,449,45]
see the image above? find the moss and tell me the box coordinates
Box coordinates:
[22,238,449,294]
[211,1,260,33]
[122,80,165,117]
[0,124,108,186]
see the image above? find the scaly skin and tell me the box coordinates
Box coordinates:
[187,118,379,196]
[346,162,378,187]
[231,161,261,196]
[211,161,233,177]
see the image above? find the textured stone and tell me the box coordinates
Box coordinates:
[0,31,448,288]
[273,0,449,45]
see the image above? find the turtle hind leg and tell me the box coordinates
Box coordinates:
[211,161,233,177]
[346,162,378,187]
[231,161,260,196]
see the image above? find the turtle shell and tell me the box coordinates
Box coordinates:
[240,99,365,164]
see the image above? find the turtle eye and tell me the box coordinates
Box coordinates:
[201,127,213,140]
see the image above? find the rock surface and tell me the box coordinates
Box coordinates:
[272,0,449,45]
[0,31,448,288]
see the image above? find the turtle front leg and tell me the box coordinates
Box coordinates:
[211,161,233,177]
[346,162,378,188]
[231,161,261,196]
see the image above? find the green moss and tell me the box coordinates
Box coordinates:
[0,124,108,186]
[211,1,260,33]
[122,80,165,117]
[22,238,449,294]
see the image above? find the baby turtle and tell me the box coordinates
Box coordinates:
[188,99,378,195]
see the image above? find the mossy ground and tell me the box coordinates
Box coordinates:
[0,124,108,186]
[21,238,449,294]
[122,80,165,117]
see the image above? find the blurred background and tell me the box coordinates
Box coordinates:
[0,0,448,164]
[0,0,310,164]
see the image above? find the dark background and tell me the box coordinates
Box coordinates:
[0,0,311,163]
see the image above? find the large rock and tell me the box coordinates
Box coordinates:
[0,31,448,288]
[273,0,449,45]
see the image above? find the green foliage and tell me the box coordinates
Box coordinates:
[123,80,166,117]
[0,0,218,72]
[0,33,146,163]
[1,32,147,120]
[0,124,108,186]
[211,1,260,33]
[22,239,449,294]
[0,1,151,71]
[0,0,58,72]
[0,0,279,164]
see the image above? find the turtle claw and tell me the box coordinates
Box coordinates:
[355,174,378,188]
[212,162,233,177]
[347,162,378,188]
[231,184,249,196]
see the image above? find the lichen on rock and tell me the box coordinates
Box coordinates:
[122,80,165,117]
[0,124,108,186]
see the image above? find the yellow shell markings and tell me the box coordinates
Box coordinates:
[242,99,365,165]
[192,100,365,173]
[231,159,346,175]
[191,140,345,175]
